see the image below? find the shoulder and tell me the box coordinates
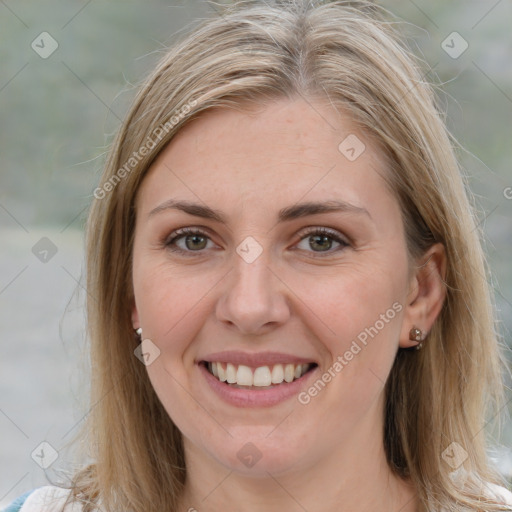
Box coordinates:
[2,486,82,512]
[484,481,512,506]
[448,468,512,508]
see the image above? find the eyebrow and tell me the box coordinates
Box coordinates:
[148,199,371,224]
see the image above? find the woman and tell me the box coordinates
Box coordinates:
[4,1,512,511]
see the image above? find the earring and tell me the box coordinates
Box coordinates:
[409,327,423,350]
[135,327,142,338]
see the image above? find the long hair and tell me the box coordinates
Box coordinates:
[63,1,511,510]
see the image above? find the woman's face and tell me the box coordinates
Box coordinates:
[131,97,417,476]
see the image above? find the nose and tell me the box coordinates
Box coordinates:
[215,246,291,335]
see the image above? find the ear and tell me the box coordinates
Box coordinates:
[399,243,447,349]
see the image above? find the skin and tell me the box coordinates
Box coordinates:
[131,96,446,512]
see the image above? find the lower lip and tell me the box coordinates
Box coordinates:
[198,362,318,408]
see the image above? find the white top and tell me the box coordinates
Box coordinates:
[10,482,512,511]
[9,486,80,512]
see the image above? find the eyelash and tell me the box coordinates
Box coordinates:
[163,226,350,258]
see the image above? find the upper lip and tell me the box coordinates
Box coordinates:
[198,351,317,368]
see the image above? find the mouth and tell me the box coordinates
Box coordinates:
[200,361,318,389]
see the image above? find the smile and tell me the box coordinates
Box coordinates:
[204,361,315,388]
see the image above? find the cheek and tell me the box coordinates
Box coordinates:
[295,283,403,442]
[133,259,216,350]
[133,262,212,429]
[311,262,405,340]
[305,262,406,393]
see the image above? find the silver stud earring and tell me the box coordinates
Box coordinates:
[135,327,142,338]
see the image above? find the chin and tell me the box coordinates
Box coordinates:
[205,432,308,477]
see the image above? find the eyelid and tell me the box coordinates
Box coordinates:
[297,225,350,245]
[163,225,215,243]
[163,225,351,256]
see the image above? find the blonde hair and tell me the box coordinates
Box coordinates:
[62,1,511,510]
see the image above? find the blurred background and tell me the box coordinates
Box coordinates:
[1,0,511,506]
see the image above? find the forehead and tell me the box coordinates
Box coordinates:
[136,97,394,220]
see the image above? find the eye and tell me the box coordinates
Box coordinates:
[164,227,214,254]
[294,226,349,256]
[163,226,349,257]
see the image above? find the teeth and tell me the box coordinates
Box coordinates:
[216,362,227,382]
[253,366,272,387]
[271,364,284,384]
[207,362,312,387]
[236,365,253,386]
[284,363,295,383]
[226,363,237,383]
